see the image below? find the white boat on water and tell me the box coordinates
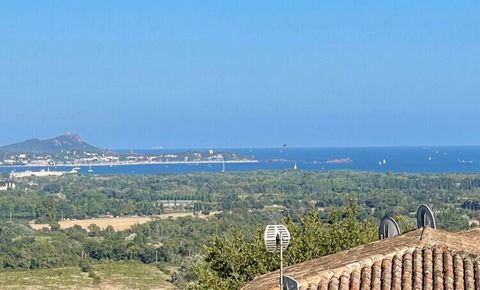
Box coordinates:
[293,162,297,170]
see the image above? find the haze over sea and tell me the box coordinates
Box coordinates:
[2,147,480,175]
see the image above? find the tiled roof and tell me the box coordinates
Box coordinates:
[241,228,480,290]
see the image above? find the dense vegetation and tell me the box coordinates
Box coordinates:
[0,170,479,289]
[186,203,376,290]
[1,171,479,228]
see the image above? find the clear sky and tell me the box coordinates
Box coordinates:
[1,1,479,149]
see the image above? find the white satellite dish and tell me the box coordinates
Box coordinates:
[416,204,436,229]
[378,216,401,240]
[264,225,291,290]
[264,225,291,253]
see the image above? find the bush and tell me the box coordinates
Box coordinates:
[49,221,61,232]
[88,271,102,285]
[79,260,92,273]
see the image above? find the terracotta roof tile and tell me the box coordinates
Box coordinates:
[242,228,480,290]
[391,254,401,290]
[350,270,360,290]
[432,248,443,290]
[444,251,454,290]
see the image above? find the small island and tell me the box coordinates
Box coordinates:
[325,157,352,164]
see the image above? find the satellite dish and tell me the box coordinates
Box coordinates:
[378,216,401,240]
[416,204,436,229]
[264,225,291,253]
[282,275,299,290]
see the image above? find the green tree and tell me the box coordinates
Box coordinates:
[187,203,376,290]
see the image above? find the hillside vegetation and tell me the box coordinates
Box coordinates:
[0,171,479,289]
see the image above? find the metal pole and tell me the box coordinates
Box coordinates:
[280,240,283,290]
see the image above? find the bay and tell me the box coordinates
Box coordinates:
[1,146,480,175]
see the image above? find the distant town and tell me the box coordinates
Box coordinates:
[0,150,257,167]
[0,133,257,167]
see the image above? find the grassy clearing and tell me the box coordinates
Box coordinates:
[0,261,178,290]
[30,212,220,231]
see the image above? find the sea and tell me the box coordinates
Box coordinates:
[2,147,480,175]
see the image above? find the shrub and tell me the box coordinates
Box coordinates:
[88,270,102,285]
[79,260,92,273]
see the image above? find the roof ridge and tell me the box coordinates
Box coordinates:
[315,247,415,279]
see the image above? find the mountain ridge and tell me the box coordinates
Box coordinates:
[0,133,103,153]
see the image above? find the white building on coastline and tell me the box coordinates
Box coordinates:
[0,181,15,191]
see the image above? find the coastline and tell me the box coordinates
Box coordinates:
[0,159,259,169]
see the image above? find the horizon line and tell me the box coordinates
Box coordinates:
[111,144,480,151]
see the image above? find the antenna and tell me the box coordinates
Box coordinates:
[264,225,291,290]
[378,216,401,240]
[416,204,436,229]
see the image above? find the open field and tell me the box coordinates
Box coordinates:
[0,261,178,290]
[30,212,219,231]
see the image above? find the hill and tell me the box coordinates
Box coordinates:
[0,133,102,153]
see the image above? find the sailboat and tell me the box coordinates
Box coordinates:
[87,165,93,173]
[293,162,297,170]
[221,159,226,173]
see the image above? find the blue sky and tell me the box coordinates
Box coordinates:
[1,1,479,148]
